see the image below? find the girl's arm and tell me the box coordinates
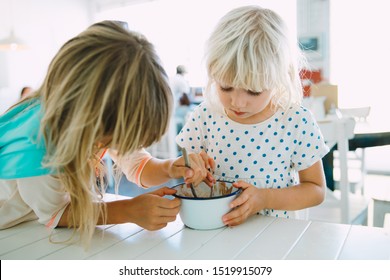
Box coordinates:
[140,151,215,187]
[109,149,214,188]
[57,187,181,230]
[223,160,326,226]
[262,160,326,210]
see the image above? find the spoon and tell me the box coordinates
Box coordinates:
[209,168,214,198]
[181,147,198,198]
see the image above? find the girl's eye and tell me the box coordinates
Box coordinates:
[247,90,262,96]
[219,86,233,92]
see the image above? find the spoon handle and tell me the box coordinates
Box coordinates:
[181,147,198,198]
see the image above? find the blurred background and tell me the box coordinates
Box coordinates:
[1,0,390,225]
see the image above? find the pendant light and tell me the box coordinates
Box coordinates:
[0,30,28,51]
[0,0,28,51]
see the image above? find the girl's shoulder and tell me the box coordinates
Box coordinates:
[195,101,211,111]
[191,101,222,118]
[280,104,315,120]
[0,97,41,122]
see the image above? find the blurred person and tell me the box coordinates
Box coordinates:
[20,86,33,100]
[170,65,190,107]
[175,92,196,134]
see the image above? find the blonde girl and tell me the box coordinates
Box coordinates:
[0,21,212,247]
[176,6,329,226]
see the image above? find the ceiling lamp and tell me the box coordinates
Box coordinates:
[0,29,28,51]
[0,0,28,51]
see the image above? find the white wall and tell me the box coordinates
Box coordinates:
[0,0,297,113]
[4,0,382,116]
[95,0,297,87]
[330,0,390,126]
[297,0,390,128]
[297,0,390,173]
[297,0,330,79]
[0,0,91,113]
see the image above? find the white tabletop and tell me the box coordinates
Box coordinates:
[1,196,389,260]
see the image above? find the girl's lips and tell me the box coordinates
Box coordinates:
[232,110,245,116]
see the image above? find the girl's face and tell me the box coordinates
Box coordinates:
[216,82,274,124]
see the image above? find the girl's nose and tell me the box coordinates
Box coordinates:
[230,90,247,108]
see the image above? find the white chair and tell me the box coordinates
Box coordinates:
[384,213,390,233]
[339,106,371,122]
[334,106,371,194]
[368,198,390,228]
[313,118,357,224]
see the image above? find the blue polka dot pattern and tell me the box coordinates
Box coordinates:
[176,102,329,219]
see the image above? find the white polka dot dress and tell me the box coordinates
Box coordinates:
[176,102,329,219]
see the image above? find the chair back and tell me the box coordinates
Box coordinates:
[339,107,371,122]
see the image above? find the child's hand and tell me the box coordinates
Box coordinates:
[169,150,216,186]
[127,187,181,230]
[222,181,266,227]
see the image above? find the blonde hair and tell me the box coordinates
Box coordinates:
[204,6,304,111]
[34,21,172,246]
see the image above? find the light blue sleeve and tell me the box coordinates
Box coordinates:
[0,99,53,179]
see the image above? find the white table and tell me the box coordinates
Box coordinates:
[1,201,389,260]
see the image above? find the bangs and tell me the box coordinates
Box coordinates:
[206,11,283,93]
[210,54,278,94]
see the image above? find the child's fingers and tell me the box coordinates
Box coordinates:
[150,188,181,207]
[232,180,251,190]
[188,153,207,175]
[199,150,213,170]
[222,205,250,226]
[152,186,176,196]
[175,151,215,186]
[157,205,181,216]
[203,175,216,187]
[229,189,249,208]
[207,171,216,183]
[183,154,208,185]
[145,216,177,231]
[199,151,216,183]
[208,157,216,171]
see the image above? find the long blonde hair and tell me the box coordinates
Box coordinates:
[204,6,304,112]
[35,21,172,246]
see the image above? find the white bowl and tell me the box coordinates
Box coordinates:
[172,180,240,230]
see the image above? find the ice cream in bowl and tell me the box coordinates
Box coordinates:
[172,180,241,230]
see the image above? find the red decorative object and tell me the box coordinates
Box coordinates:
[300,69,322,96]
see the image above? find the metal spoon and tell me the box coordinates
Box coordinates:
[181,147,198,198]
[209,168,214,198]
[209,184,214,198]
